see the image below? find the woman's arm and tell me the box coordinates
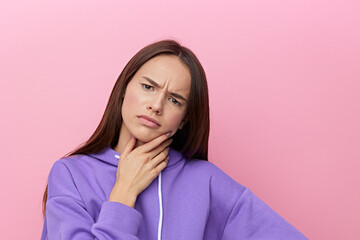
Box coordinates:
[221,188,308,239]
[205,163,308,239]
[42,161,142,240]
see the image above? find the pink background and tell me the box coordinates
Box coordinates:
[1,0,359,239]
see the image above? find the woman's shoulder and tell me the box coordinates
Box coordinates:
[184,157,225,174]
[51,154,92,170]
[47,153,108,185]
[46,155,89,200]
[184,157,239,180]
[46,151,115,198]
[51,147,117,172]
[184,158,247,196]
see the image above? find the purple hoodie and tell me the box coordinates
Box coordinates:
[41,146,308,239]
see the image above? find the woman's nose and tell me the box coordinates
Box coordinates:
[147,94,164,114]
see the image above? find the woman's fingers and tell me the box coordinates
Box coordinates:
[139,132,171,153]
[122,136,137,157]
[148,138,173,159]
[153,156,169,176]
[149,147,170,169]
[114,132,172,195]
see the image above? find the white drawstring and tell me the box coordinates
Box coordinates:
[157,172,163,240]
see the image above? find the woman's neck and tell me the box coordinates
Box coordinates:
[114,123,145,154]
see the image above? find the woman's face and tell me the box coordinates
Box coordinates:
[121,54,191,143]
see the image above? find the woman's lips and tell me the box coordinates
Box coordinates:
[137,115,160,128]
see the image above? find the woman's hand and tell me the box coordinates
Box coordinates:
[108,132,173,208]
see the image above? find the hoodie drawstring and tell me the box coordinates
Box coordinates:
[115,154,163,239]
[157,172,163,240]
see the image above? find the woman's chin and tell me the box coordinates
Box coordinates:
[132,131,162,143]
[131,127,175,143]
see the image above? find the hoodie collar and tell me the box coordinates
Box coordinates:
[87,146,185,170]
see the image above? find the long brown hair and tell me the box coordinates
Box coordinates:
[42,39,210,218]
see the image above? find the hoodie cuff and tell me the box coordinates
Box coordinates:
[96,201,143,235]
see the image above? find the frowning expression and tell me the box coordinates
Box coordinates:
[121,54,191,142]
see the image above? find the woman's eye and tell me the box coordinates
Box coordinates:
[170,98,180,105]
[142,84,153,91]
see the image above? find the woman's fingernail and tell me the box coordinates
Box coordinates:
[166,131,171,136]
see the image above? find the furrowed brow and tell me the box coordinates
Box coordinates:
[142,76,188,102]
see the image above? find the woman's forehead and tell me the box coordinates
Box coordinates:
[135,55,191,94]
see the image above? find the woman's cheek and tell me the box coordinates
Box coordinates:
[167,112,185,130]
[123,87,143,114]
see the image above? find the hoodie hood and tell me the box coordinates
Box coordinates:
[87,146,185,170]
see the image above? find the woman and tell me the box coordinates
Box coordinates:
[41,39,308,239]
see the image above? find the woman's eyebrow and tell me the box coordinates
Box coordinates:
[142,76,188,102]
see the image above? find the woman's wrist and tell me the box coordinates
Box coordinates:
[108,184,138,208]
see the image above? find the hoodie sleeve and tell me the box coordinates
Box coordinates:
[42,161,142,240]
[221,188,308,240]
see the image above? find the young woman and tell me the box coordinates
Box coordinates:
[41,39,308,239]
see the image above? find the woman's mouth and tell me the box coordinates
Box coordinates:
[137,115,161,128]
